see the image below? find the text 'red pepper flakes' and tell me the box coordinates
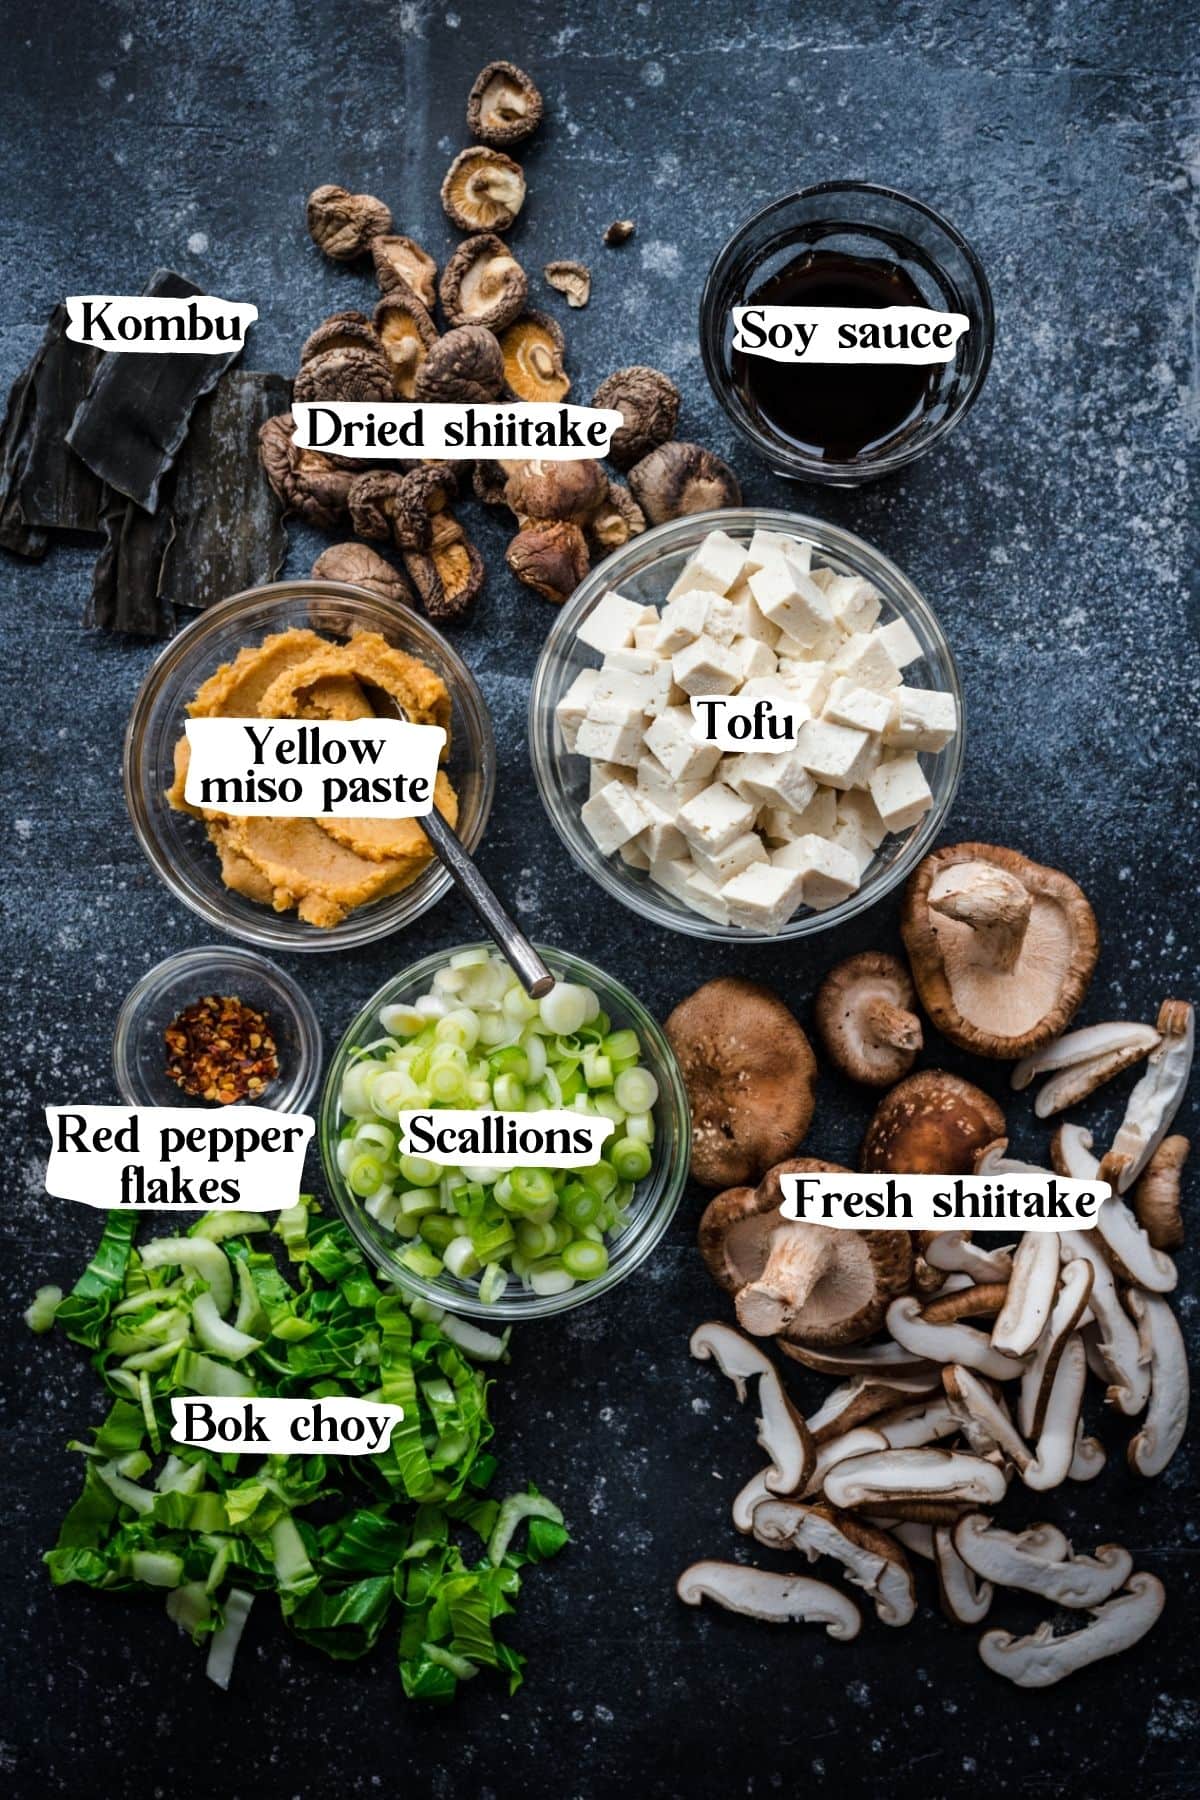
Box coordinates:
[164,994,280,1105]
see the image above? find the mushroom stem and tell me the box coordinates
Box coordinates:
[929,866,1032,971]
[864,995,923,1051]
[736,1226,832,1337]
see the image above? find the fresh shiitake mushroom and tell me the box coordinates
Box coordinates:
[977,1573,1165,1687]
[953,1514,1133,1609]
[676,1562,862,1638]
[1103,999,1194,1192]
[1011,1019,1161,1116]
[861,1070,1005,1174]
[902,843,1100,1059]
[814,952,923,1088]
[440,234,528,332]
[752,1500,917,1626]
[627,440,742,523]
[689,1320,814,1494]
[466,60,543,147]
[310,542,415,607]
[591,366,681,470]
[664,977,817,1189]
[1132,1134,1189,1250]
[441,146,526,232]
[372,235,439,311]
[413,326,505,404]
[498,311,570,401]
[306,184,392,260]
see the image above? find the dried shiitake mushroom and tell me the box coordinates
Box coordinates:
[299,311,384,364]
[258,415,353,530]
[603,219,636,246]
[498,311,570,401]
[413,325,505,403]
[544,260,591,308]
[472,458,511,506]
[592,366,681,469]
[293,345,394,405]
[311,542,415,607]
[371,235,439,311]
[347,470,420,547]
[306,184,392,261]
[404,510,486,622]
[506,521,589,604]
[394,463,461,550]
[587,480,646,552]
[441,146,526,233]
[628,440,742,524]
[373,286,438,399]
[503,458,608,524]
[466,61,543,147]
[440,234,528,332]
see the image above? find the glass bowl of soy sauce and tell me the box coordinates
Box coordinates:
[700,181,993,485]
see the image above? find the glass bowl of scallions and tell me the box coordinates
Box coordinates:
[319,944,691,1320]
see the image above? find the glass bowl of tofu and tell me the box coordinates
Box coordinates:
[529,510,964,939]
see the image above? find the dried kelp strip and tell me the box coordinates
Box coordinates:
[87,488,174,637]
[16,306,105,532]
[67,270,245,512]
[0,340,48,558]
[158,369,290,612]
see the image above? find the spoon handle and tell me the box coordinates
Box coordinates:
[420,806,555,998]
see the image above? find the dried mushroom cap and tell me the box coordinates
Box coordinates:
[628,439,742,523]
[306,184,393,261]
[815,952,923,1087]
[372,235,439,311]
[902,842,1099,1059]
[544,259,591,307]
[299,311,382,364]
[440,234,528,331]
[505,520,589,604]
[373,286,438,399]
[441,146,526,232]
[676,1562,862,1638]
[664,977,817,1189]
[592,366,681,470]
[466,60,544,147]
[472,458,509,506]
[587,480,646,552]
[404,524,486,624]
[603,219,636,246]
[346,470,419,546]
[861,1070,1005,1174]
[413,325,504,403]
[293,346,394,405]
[498,311,570,401]
[258,414,353,529]
[503,458,608,524]
[310,542,415,607]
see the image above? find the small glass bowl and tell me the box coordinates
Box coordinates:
[124,581,496,952]
[319,943,691,1320]
[113,944,322,1112]
[529,508,964,942]
[700,181,994,485]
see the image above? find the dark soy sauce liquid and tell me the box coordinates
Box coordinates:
[734,249,939,462]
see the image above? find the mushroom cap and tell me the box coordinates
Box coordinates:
[306,184,392,260]
[544,260,591,308]
[504,458,608,525]
[588,480,646,551]
[466,60,543,147]
[310,543,415,607]
[627,440,742,524]
[592,366,681,470]
[293,345,395,406]
[440,233,528,332]
[861,1069,1006,1174]
[505,520,589,603]
[441,145,526,233]
[902,843,1099,1059]
[299,311,383,365]
[814,952,923,1087]
[664,977,817,1189]
[412,325,504,404]
[373,286,438,400]
[372,235,439,311]
[498,311,571,402]
[258,416,353,530]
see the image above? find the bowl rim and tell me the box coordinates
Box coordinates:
[122,578,496,953]
[112,942,323,1112]
[699,179,996,483]
[318,940,692,1320]
[528,506,965,941]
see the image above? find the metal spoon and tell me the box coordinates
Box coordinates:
[364,684,554,998]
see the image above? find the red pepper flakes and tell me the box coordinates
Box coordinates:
[164,994,280,1105]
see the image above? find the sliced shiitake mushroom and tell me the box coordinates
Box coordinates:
[371,235,439,311]
[373,286,438,400]
[440,233,528,332]
[544,259,591,308]
[628,440,742,524]
[310,542,415,607]
[413,325,504,403]
[441,146,526,232]
[592,366,681,470]
[306,184,392,261]
[498,311,570,401]
[505,521,589,604]
[466,60,543,148]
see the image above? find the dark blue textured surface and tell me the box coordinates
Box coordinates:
[2,3,1197,1795]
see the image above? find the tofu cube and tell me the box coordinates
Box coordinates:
[772,834,861,909]
[836,789,888,849]
[589,759,635,797]
[823,676,894,736]
[742,673,798,706]
[644,706,724,783]
[580,780,650,854]
[635,751,706,815]
[829,631,902,694]
[671,634,742,697]
[603,647,660,675]
[653,590,711,655]
[749,556,837,654]
[577,591,657,655]
[692,830,768,885]
[678,782,757,855]
[722,750,816,814]
[555,669,600,751]
[704,596,740,646]
[665,529,748,599]
[637,796,689,863]
[575,711,644,767]
[591,667,659,714]
[633,623,663,653]
[788,786,839,838]
[884,687,958,751]
[721,862,807,934]
[869,754,934,832]
[731,636,778,683]
[796,717,875,789]
[683,866,732,924]
[830,819,875,877]
[745,528,797,573]
[648,857,693,903]
[619,836,651,870]
[877,616,924,669]
[723,586,781,647]
[775,661,831,712]
[824,574,882,636]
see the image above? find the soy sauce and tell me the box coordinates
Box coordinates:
[732,249,938,462]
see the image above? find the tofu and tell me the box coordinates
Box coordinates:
[633,623,662,653]
[590,667,660,713]
[589,759,635,797]
[748,556,837,654]
[644,706,724,782]
[653,590,711,655]
[836,789,888,849]
[796,717,876,790]
[619,836,651,870]
[884,687,958,752]
[723,587,781,646]
[869,754,934,832]
[877,616,924,669]
[824,575,882,636]
[731,636,778,683]
[830,819,875,877]
[603,647,661,675]
[703,596,740,646]
[721,750,816,814]
[743,673,799,706]
[577,591,657,655]
[683,866,732,924]
[822,676,893,736]
[775,661,831,712]
[677,782,757,855]
[575,712,643,767]
[637,796,689,863]
[772,834,861,909]
[671,634,742,697]
[745,527,797,573]
[580,780,650,854]
[692,830,768,885]
[788,786,839,838]
[721,862,807,934]
[555,668,600,751]
[665,529,747,599]
[829,631,902,694]
[636,751,706,815]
